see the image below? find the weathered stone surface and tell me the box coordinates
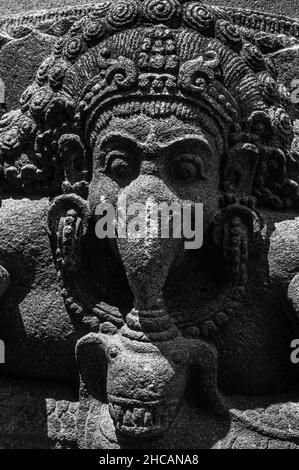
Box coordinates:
[0,377,78,449]
[0,31,55,111]
[0,0,298,450]
[0,0,298,18]
[0,0,105,17]
[208,0,299,18]
[0,198,77,383]
[0,265,10,298]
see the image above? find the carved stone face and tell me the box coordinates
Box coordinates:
[1,0,299,452]
[88,114,223,308]
[89,114,221,223]
[105,334,190,439]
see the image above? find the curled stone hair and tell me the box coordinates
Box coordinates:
[0,0,298,212]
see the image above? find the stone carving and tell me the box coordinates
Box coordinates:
[0,0,299,449]
[0,264,10,298]
[0,377,78,449]
[0,1,298,43]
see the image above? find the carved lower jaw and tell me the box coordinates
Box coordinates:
[108,396,178,439]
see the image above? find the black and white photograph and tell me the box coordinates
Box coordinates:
[0,0,298,460]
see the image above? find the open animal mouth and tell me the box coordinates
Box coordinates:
[108,396,179,438]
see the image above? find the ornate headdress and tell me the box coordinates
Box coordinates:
[0,0,298,209]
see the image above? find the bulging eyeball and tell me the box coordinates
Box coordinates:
[108,345,121,360]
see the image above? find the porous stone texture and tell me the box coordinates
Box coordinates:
[0,0,298,449]
[208,0,299,18]
[0,377,78,449]
[0,32,55,112]
[0,0,101,17]
[0,0,298,18]
[0,198,77,384]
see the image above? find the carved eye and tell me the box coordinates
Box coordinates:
[172,155,206,182]
[105,149,138,185]
[108,346,120,360]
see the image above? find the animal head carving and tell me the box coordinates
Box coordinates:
[0,0,297,211]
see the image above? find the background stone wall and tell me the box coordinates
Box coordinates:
[0,0,298,19]
[0,1,97,17]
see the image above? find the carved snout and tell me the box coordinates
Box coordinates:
[106,337,190,439]
[76,331,224,442]
[116,175,184,309]
[76,331,190,439]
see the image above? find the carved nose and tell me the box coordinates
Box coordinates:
[116,175,183,309]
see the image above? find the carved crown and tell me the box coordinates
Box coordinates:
[0,0,298,210]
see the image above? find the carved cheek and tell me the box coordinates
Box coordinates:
[88,172,120,211]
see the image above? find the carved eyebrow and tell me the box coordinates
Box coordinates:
[99,133,138,151]
[98,133,213,160]
[159,136,213,156]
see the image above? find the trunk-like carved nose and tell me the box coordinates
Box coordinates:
[116,175,183,309]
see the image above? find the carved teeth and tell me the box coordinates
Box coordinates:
[133,407,145,426]
[114,404,124,421]
[144,411,153,427]
[123,409,134,427]
[108,400,178,437]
